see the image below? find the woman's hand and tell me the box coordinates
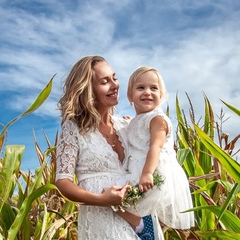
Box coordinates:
[101,181,130,206]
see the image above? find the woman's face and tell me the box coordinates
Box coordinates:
[92,61,119,110]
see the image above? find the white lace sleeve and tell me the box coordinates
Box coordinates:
[55,120,79,182]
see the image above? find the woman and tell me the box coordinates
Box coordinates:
[55,56,163,239]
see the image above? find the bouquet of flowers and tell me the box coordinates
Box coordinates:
[111,173,164,212]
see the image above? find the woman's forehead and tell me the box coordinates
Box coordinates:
[93,61,115,79]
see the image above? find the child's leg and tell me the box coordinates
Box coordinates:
[118,211,163,239]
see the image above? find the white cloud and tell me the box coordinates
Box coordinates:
[1,0,239,167]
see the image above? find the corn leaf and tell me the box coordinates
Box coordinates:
[0,145,24,212]
[196,230,240,240]
[7,183,58,240]
[1,202,16,235]
[199,95,214,174]
[220,99,240,117]
[193,124,240,183]
[0,76,54,152]
[42,212,77,240]
[192,205,240,232]
[216,183,240,225]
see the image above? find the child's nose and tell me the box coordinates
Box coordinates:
[144,88,151,95]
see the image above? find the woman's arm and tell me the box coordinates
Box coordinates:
[139,116,168,192]
[56,178,129,206]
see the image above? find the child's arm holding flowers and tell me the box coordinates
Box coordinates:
[112,173,164,212]
[138,116,168,192]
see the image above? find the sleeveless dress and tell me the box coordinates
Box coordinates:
[55,116,164,239]
[118,106,195,230]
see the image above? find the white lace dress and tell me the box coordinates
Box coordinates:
[118,106,195,230]
[55,117,163,239]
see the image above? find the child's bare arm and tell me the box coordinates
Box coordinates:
[139,116,168,192]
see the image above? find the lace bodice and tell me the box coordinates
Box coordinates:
[124,106,176,182]
[56,117,129,188]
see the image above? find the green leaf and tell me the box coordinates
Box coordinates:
[198,95,214,174]
[0,76,54,151]
[193,124,240,183]
[216,183,240,225]
[7,183,75,240]
[220,99,240,117]
[175,95,189,147]
[196,230,240,240]
[41,212,77,240]
[192,180,219,194]
[7,184,58,240]
[0,145,25,212]
[192,205,240,232]
[1,202,16,234]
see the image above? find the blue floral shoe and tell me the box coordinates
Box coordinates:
[137,215,155,240]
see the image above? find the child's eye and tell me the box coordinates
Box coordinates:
[113,77,118,81]
[151,86,158,91]
[137,86,144,90]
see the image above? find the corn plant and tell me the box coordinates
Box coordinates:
[163,94,240,240]
[1,77,240,239]
[0,76,78,240]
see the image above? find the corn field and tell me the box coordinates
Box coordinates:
[0,77,239,240]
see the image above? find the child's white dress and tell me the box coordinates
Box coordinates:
[118,106,195,229]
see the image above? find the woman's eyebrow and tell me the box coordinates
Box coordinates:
[99,72,116,80]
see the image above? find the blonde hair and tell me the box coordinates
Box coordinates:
[127,66,168,104]
[58,56,110,133]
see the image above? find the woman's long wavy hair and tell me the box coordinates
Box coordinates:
[58,56,110,133]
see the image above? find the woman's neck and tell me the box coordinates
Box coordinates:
[99,110,112,126]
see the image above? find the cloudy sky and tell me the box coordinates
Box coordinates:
[1,0,239,171]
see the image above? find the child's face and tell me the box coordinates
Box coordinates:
[130,71,161,114]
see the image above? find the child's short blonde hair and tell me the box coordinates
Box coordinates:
[127,66,168,103]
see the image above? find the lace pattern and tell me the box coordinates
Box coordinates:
[56,117,142,239]
[120,106,195,229]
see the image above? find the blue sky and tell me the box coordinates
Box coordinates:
[1,0,240,171]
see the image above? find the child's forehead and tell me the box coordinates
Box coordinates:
[135,71,159,82]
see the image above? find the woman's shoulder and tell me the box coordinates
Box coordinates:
[61,119,79,131]
[112,115,129,125]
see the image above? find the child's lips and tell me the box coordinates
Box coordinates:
[141,98,153,101]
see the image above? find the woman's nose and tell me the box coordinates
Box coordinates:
[110,79,119,88]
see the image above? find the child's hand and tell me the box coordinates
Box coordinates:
[138,173,154,192]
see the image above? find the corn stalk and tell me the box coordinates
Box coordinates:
[164,94,240,240]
